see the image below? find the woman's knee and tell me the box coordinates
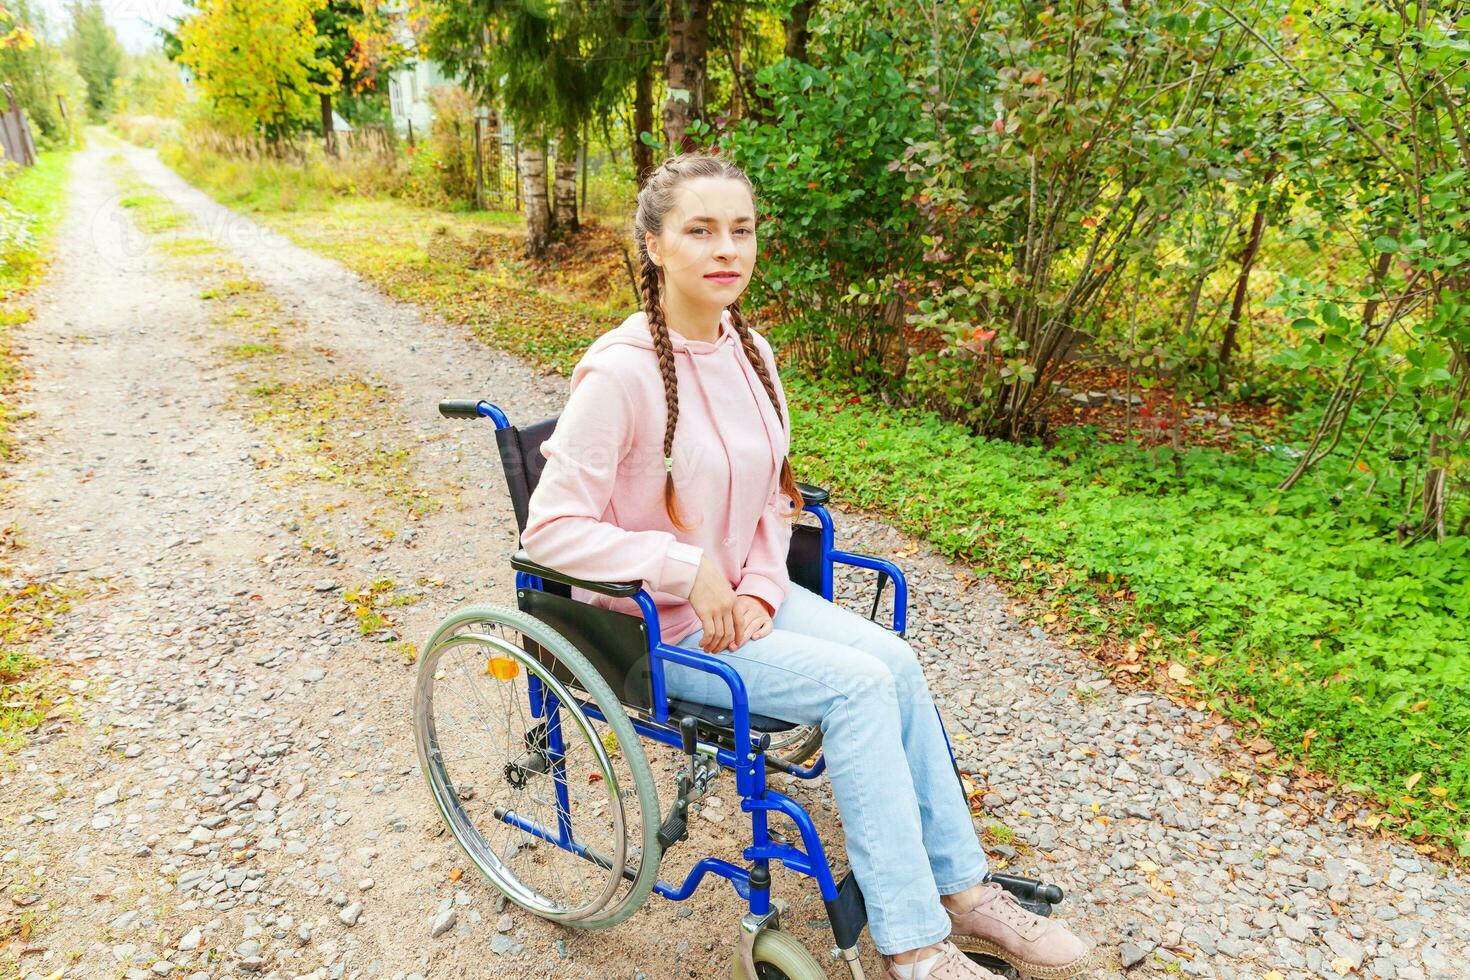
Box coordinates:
[832,655,900,708]
[856,629,922,680]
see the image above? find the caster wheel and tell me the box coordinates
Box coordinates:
[730,928,828,980]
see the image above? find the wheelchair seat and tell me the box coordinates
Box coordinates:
[666,697,799,734]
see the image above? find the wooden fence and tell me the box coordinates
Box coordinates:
[0,83,37,168]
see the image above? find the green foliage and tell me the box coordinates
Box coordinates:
[0,148,76,752]
[724,1,1275,440]
[0,0,87,148]
[64,0,123,119]
[722,17,928,383]
[175,0,339,143]
[113,49,190,119]
[784,371,1470,854]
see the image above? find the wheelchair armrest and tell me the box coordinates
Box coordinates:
[796,481,829,506]
[511,549,643,599]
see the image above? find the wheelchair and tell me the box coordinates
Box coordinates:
[415,398,1066,979]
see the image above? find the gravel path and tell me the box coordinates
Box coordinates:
[1,140,1465,980]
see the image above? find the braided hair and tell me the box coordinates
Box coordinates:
[633,153,804,532]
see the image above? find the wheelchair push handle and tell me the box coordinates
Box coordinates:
[439,399,487,419]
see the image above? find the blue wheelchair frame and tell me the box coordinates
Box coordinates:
[449,398,1052,978]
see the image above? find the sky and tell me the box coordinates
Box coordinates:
[34,0,191,54]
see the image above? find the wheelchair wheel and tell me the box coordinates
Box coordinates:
[730,929,828,980]
[414,604,662,929]
[765,725,823,771]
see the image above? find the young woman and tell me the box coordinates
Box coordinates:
[521,153,1094,980]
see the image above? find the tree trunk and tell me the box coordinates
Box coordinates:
[1219,199,1268,373]
[785,0,815,62]
[634,61,655,186]
[731,8,744,120]
[518,134,551,259]
[552,124,580,234]
[664,0,712,154]
[320,92,337,157]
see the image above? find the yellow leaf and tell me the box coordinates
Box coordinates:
[1405,772,1423,791]
[1167,663,1189,682]
[1042,613,1058,624]
[1331,956,1354,976]
[1264,973,1286,980]
[1144,871,1176,897]
[448,867,463,881]
[340,771,357,778]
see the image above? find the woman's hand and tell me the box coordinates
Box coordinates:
[688,557,739,653]
[731,596,773,647]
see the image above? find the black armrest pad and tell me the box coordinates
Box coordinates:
[795,481,829,506]
[511,549,643,599]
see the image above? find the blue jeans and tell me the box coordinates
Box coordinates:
[663,582,991,955]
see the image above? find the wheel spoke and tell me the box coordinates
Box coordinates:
[414,610,657,926]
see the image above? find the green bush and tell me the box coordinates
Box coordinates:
[785,371,1470,854]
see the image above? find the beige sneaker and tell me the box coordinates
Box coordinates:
[883,940,1007,980]
[946,882,1093,978]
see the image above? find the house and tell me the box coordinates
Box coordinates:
[386,58,457,137]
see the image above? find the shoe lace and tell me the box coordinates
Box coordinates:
[982,882,1042,935]
[936,942,1004,979]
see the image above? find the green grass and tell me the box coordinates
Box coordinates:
[784,372,1470,855]
[150,138,1470,859]
[1,147,79,750]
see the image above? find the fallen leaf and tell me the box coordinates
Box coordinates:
[1144,871,1176,897]
[448,867,463,882]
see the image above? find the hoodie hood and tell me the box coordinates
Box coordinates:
[588,308,737,356]
[587,308,784,546]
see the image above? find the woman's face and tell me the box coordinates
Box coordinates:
[646,176,757,313]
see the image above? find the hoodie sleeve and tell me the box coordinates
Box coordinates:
[521,358,704,598]
[735,331,794,616]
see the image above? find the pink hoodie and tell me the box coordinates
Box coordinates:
[520,307,795,645]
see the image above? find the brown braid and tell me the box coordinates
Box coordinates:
[633,152,804,530]
[728,299,806,524]
[639,256,695,531]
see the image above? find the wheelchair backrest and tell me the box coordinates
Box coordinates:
[495,415,825,598]
[494,416,558,539]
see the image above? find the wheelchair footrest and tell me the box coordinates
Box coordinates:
[987,871,1063,918]
[963,953,1019,978]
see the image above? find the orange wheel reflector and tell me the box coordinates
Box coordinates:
[487,656,520,680]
